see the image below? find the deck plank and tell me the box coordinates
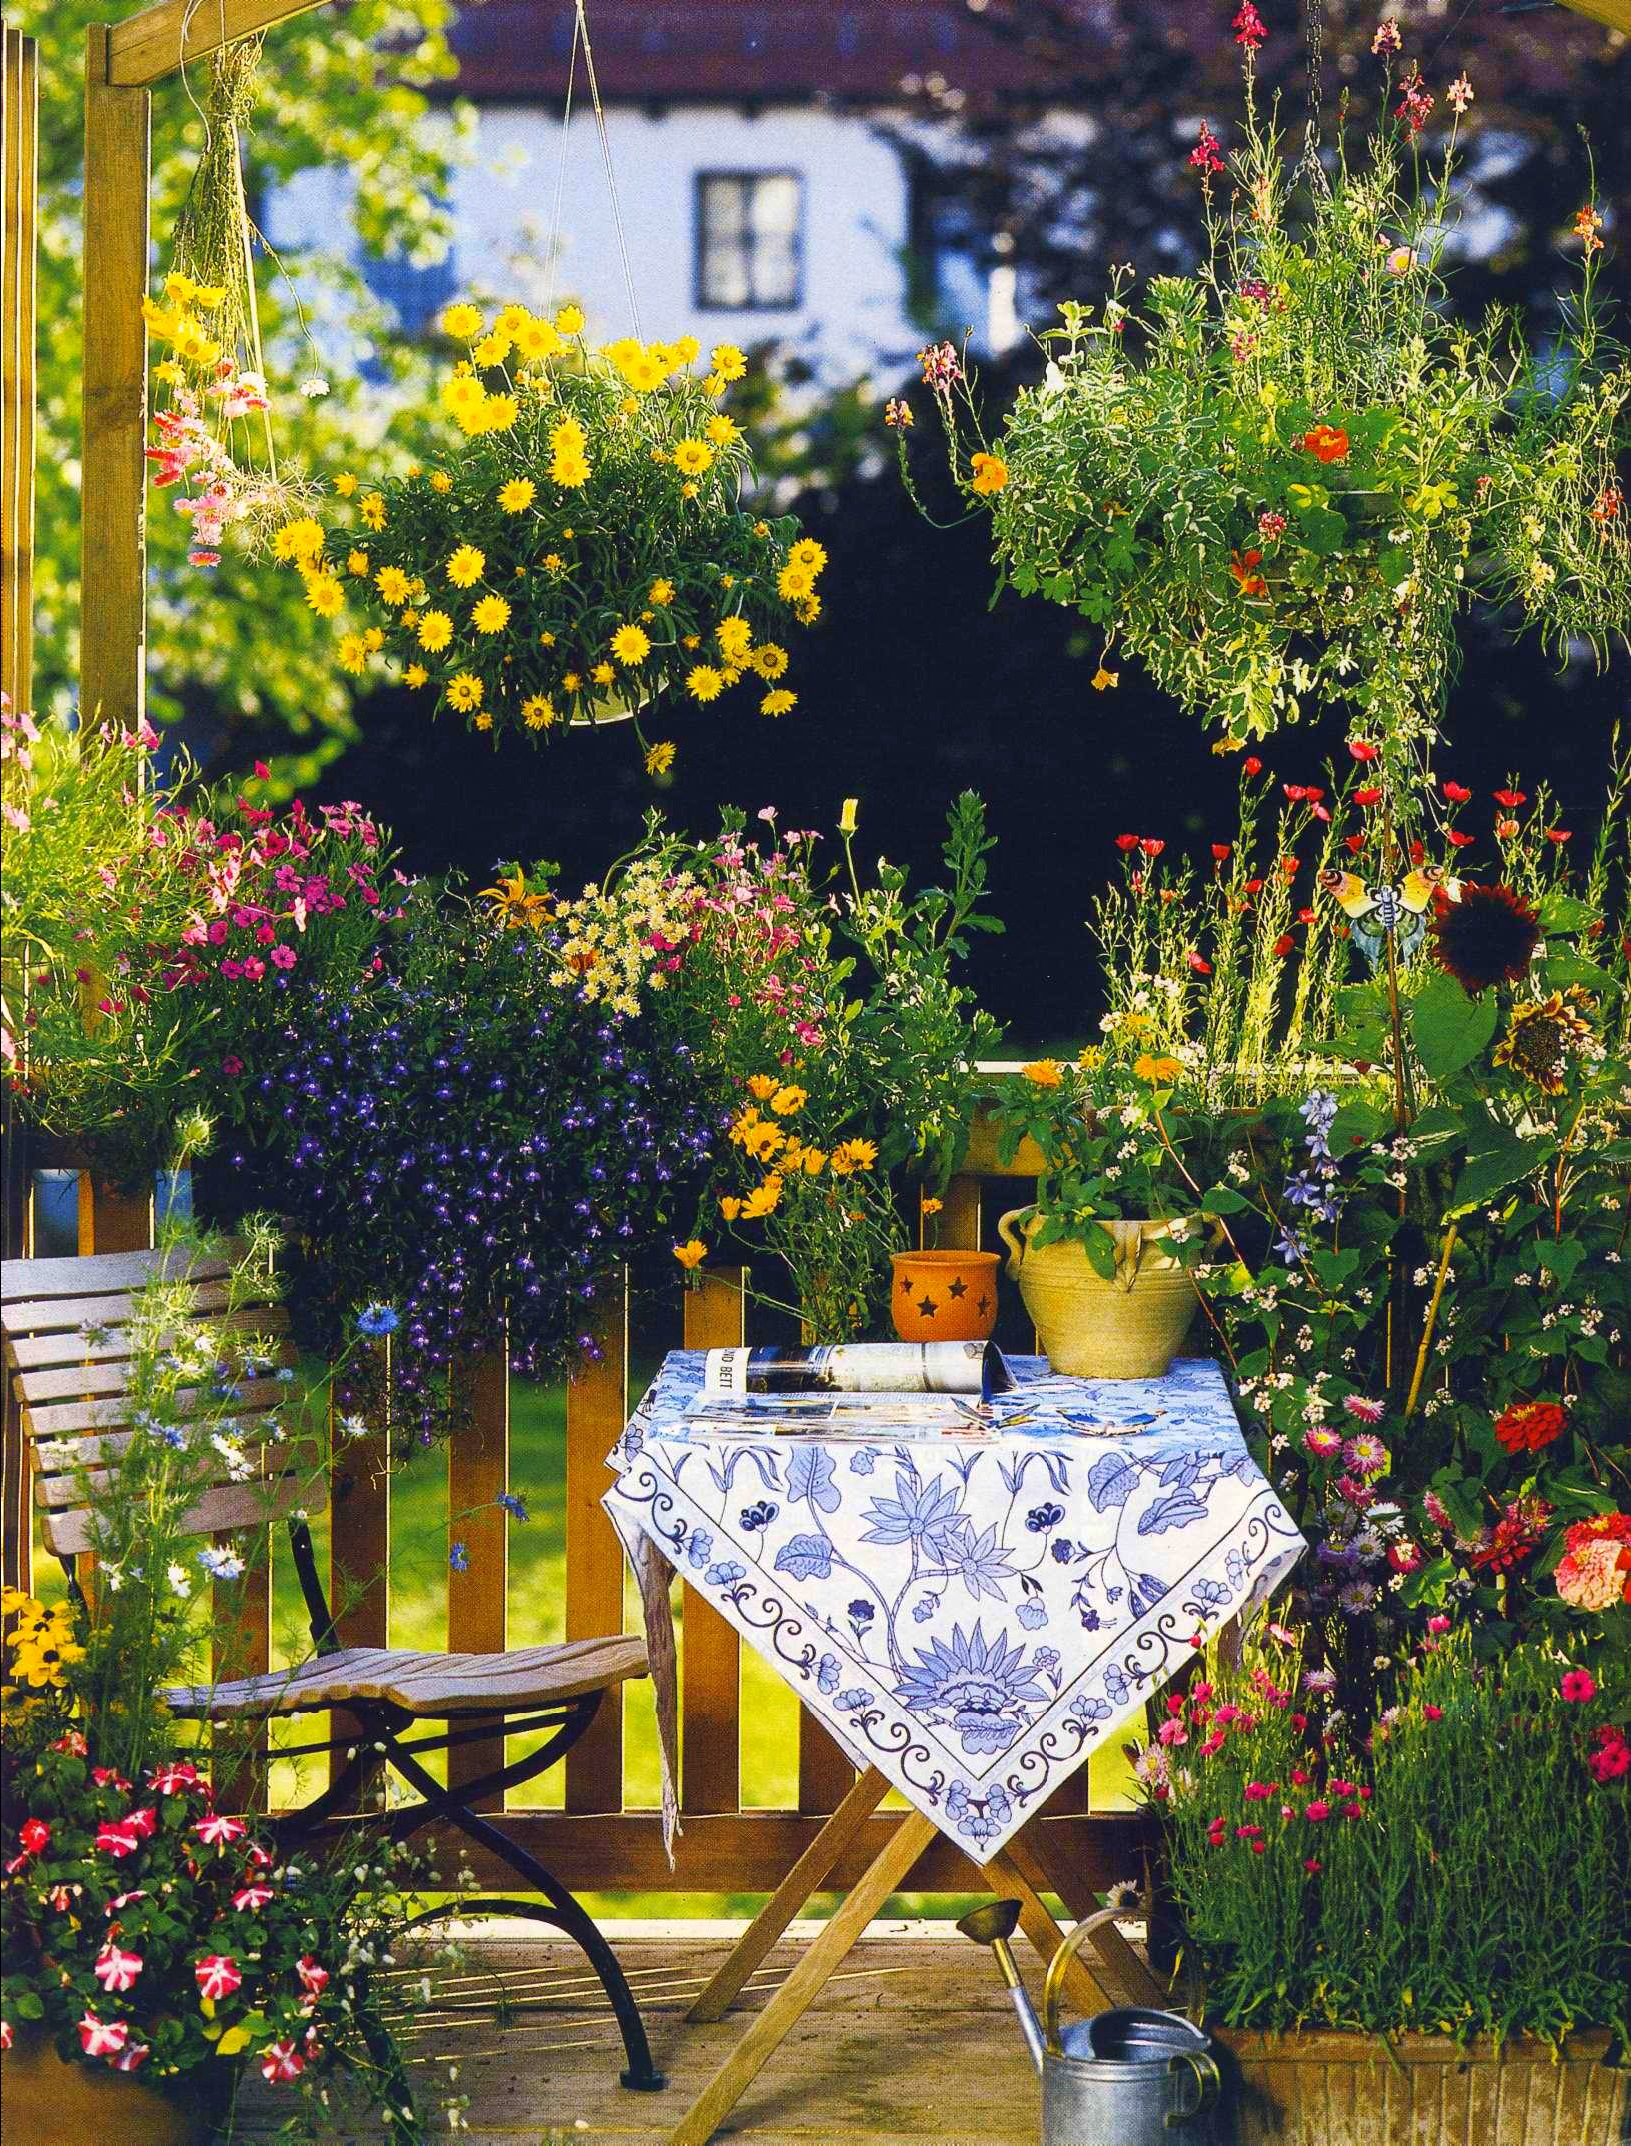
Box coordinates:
[227,1930,1049,2143]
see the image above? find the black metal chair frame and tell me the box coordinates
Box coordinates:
[63,1511,664,2093]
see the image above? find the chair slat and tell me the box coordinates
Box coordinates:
[32,1417,308,1478]
[2,1247,238,1302]
[5,1304,290,1373]
[41,1471,318,1558]
[166,1635,650,1719]
[3,1278,249,1339]
[21,1374,291,1440]
[16,1336,296,1405]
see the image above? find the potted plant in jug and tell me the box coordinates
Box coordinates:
[992,1052,1224,1379]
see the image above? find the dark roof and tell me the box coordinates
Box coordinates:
[448,1,1047,102]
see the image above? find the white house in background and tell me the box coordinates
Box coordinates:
[270,0,1040,385]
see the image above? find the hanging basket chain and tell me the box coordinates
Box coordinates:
[575,0,643,338]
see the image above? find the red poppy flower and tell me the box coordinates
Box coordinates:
[1344,833,1366,855]
[1243,756,1263,776]
[1496,818,1518,839]
[1272,934,1296,957]
[1442,780,1472,803]
[1545,828,1572,844]
[1211,843,1232,862]
[1447,829,1475,847]
[1245,877,1264,894]
[1187,950,1213,975]
[1492,788,1526,809]
[1353,786,1382,807]
[1348,739,1379,763]
[1114,833,1140,851]
[1140,837,1165,857]
[1301,424,1349,463]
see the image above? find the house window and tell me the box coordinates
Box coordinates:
[695,172,804,310]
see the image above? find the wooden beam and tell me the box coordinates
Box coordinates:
[447,1342,509,1807]
[79,25,150,736]
[108,0,330,89]
[2,27,38,715]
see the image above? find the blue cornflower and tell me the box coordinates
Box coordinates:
[357,1303,400,1338]
[496,1491,530,1523]
[449,1541,470,1573]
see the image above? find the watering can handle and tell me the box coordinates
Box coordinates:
[1167,2047,1222,2124]
[1041,1908,1133,2054]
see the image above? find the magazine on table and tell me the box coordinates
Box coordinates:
[685,1341,1011,1439]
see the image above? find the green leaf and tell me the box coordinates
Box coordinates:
[1450,1135,1556,1212]
[1083,1222,1119,1280]
[1411,971,1498,1082]
[1539,949,1614,993]
[1201,1185,1251,1213]
[1536,891,1596,934]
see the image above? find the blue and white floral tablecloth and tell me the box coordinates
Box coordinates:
[605,1354,1304,1860]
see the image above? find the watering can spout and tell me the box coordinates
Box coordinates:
[957,1901,1047,2076]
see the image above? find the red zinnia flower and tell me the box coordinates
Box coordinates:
[1494,1400,1567,1454]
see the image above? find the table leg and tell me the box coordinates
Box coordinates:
[668,1806,939,2146]
[1010,1822,1166,2008]
[686,1763,892,2024]
[984,1843,1111,2016]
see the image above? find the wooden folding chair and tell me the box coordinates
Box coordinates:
[1,1244,664,2091]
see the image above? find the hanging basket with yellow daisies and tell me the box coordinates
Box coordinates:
[271,300,826,768]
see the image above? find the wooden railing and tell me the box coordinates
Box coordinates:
[2,1113,1150,1907]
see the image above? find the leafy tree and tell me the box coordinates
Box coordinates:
[14,0,469,780]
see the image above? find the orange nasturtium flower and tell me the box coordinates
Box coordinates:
[1300,424,1349,464]
[969,453,1009,495]
[1022,1059,1064,1088]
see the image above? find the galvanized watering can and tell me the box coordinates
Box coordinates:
[959,1903,1221,2145]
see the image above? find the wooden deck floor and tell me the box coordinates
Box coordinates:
[234,1919,1053,2144]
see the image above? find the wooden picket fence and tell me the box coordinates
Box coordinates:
[1,1126,1150,1904]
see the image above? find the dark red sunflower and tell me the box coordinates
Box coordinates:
[1430,883,1541,994]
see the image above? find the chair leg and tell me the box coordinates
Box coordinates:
[417,1828,665,2092]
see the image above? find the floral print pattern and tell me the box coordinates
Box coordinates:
[607,1354,1304,1857]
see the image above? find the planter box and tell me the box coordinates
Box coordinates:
[0,2034,223,2145]
[1213,2026,1628,2146]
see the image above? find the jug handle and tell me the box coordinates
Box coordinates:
[1167,2047,1221,2124]
[996,1206,1030,1282]
[1041,1907,1130,2055]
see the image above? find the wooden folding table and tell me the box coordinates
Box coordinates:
[667,1760,1164,2146]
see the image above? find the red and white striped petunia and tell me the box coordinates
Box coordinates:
[260,2039,306,2083]
[295,1955,330,2000]
[124,1806,159,1840]
[110,2042,151,2072]
[95,1822,140,1859]
[231,1882,274,1913]
[149,1761,205,1797]
[194,1954,243,2002]
[93,1943,144,1994]
[78,2013,130,2058]
[193,1811,248,1849]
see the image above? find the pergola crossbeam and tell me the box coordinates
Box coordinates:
[107,0,328,89]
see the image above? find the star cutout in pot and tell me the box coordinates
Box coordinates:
[916,1296,938,1318]
[947,1277,968,1299]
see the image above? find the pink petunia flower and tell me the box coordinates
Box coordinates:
[1560,1670,1597,1704]
[195,1954,243,2001]
[94,1944,144,1994]
[193,1811,248,1849]
[78,2013,129,2058]
[260,2039,306,2083]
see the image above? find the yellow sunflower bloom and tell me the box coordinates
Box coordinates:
[710,343,748,382]
[788,538,828,574]
[705,413,740,446]
[375,565,412,605]
[360,494,387,531]
[753,643,790,679]
[672,439,714,477]
[439,301,484,340]
[303,572,344,618]
[472,331,512,367]
[337,632,369,674]
[522,695,556,729]
[777,563,815,603]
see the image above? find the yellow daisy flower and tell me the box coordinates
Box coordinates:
[788,538,827,574]
[473,711,494,730]
[513,316,562,363]
[562,670,582,693]
[591,660,616,686]
[498,477,537,514]
[741,1176,782,1218]
[710,343,748,382]
[480,393,519,432]
[303,572,344,618]
[337,632,369,674]
[555,304,586,337]
[673,439,713,476]
[447,544,486,588]
[439,301,484,340]
[672,1238,707,1269]
[650,578,675,607]
[272,515,326,565]
[446,672,484,711]
[472,331,512,367]
[375,565,411,605]
[716,616,753,661]
[522,694,556,729]
[687,664,725,703]
[753,643,790,679]
[346,548,370,577]
[646,741,677,777]
[430,470,453,493]
[333,472,359,497]
[761,689,797,717]
[611,623,651,666]
[705,413,740,446]
[778,563,815,602]
[362,627,384,651]
[417,609,454,652]
[405,663,429,688]
[770,1085,807,1116]
[472,594,512,634]
[360,494,387,531]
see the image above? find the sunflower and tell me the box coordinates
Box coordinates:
[1430,883,1541,994]
[1491,988,1595,1094]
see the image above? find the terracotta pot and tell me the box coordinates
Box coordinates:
[1212,2025,1627,2145]
[0,2034,223,2146]
[889,1249,1001,1342]
[997,1210,1200,1379]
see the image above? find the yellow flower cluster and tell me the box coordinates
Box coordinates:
[142,270,228,369]
[775,537,829,629]
[547,858,698,1017]
[720,1081,878,1220]
[2,1590,85,1691]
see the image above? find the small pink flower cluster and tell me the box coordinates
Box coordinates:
[687,829,833,1058]
[145,372,274,568]
[162,780,384,1001]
